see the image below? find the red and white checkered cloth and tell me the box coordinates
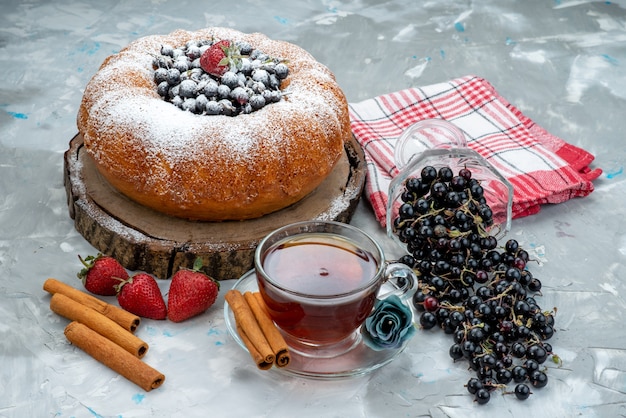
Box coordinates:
[349,75,602,227]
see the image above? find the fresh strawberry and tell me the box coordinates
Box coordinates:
[116,273,167,320]
[200,39,237,77]
[167,259,220,323]
[77,253,129,296]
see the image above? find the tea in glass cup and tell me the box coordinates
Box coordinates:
[255,220,416,358]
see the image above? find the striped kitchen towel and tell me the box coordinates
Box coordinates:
[349,75,602,227]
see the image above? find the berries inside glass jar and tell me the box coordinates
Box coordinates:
[152,39,289,116]
[392,165,559,405]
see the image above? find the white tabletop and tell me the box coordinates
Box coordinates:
[1,1,625,417]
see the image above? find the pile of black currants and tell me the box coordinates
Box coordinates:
[392,165,559,405]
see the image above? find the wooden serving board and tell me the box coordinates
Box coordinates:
[64,133,366,280]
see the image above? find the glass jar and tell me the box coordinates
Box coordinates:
[386,119,513,249]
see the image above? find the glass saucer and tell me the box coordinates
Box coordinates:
[223,270,410,380]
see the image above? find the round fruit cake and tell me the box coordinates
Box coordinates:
[77,27,351,221]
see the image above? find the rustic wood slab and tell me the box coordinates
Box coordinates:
[64,133,366,280]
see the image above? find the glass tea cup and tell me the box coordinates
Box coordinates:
[255,220,418,358]
[386,119,513,248]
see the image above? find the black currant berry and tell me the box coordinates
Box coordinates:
[505,239,519,253]
[474,388,491,404]
[438,166,454,182]
[529,370,548,388]
[514,383,532,400]
[512,365,528,383]
[421,166,438,184]
[528,278,543,292]
[458,167,472,180]
[496,367,513,384]
[527,344,548,364]
[466,377,483,394]
[449,344,464,361]
[539,324,555,340]
[419,312,437,330]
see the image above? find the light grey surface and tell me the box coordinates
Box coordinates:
[1,1,625,417]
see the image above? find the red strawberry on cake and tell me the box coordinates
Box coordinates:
[200,39,236,76]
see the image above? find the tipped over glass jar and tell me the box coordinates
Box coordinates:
[386,119,514,251]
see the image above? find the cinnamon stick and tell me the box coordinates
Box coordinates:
[64,321,164,391]
[245,292,290,368]
[50,293,148,358]
[236,324,273,370]
[44,278,140,333]
[225,289,275,369]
